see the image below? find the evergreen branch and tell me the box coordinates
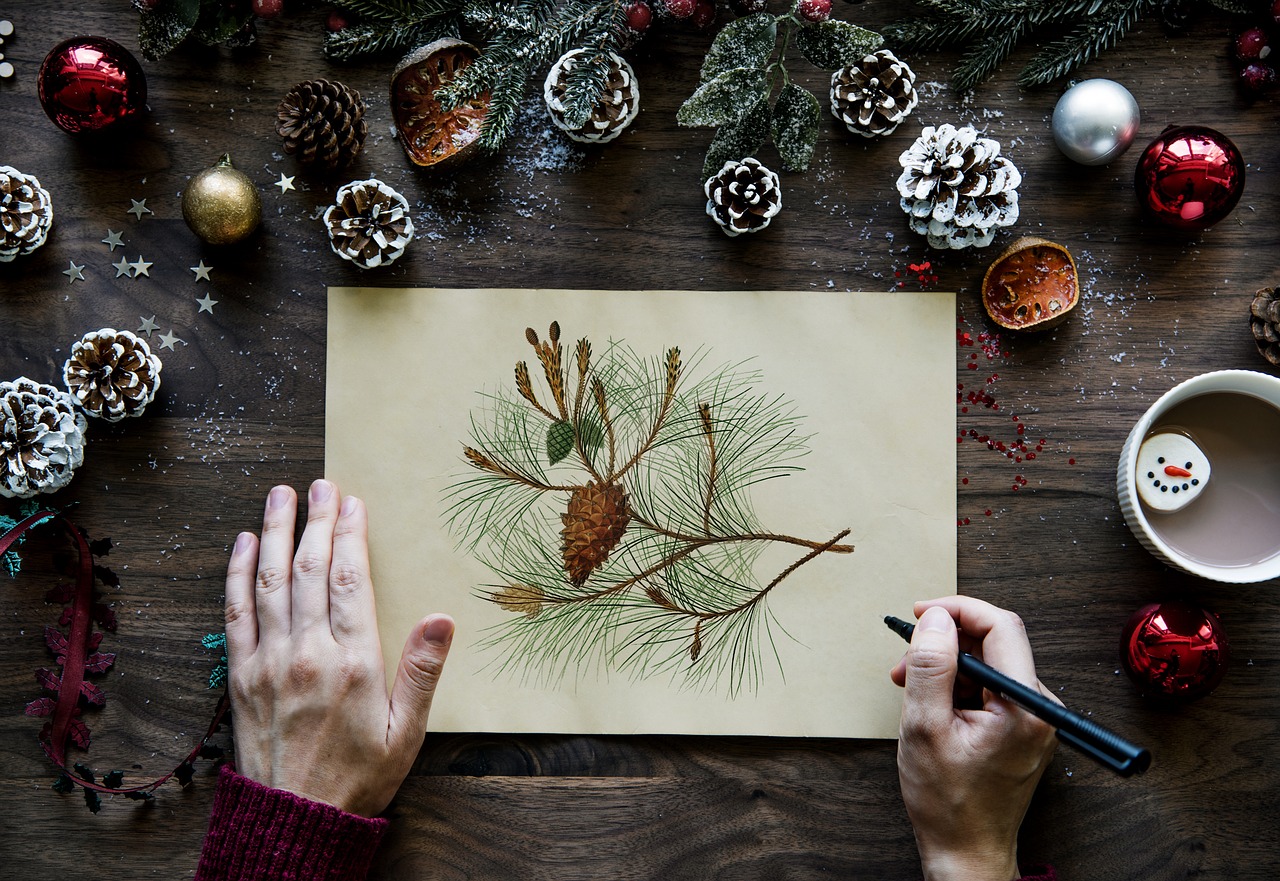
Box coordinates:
[1018,0,1155,88]
[336,0,459,22]
[592,378,617,476]
[463,447,577,492]
[1208,0,1254,11]
[610,347,681,483]
[699,403,717,536]
[324,20,452,60]
[476,68,528,153]
[515,361,558,422]
[951,20,1029,93]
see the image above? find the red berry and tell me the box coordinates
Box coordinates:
[1240,62,1277,93]
[624,0,652,32]
[1234,26,1271,62]
[797,0,831,23]
[326,9,352,31]
[691,0,716,28]
[1272,0,1280,25]
[664,0,695,18]
[252,0,283,18]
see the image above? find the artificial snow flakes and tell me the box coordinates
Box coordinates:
[0,377,87,499]
[896,123,1021,250]
[704,157,781,237]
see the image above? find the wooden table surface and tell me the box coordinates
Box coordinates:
[2,1,1278,878]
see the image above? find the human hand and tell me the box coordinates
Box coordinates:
[224,480,454,817]
[889,597,1058,881]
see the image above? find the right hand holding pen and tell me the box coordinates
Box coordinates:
[889,597,1058,881]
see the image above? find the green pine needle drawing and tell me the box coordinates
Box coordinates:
[446,322,853,695]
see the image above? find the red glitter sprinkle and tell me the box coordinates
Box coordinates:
[961,477,969,484]
[1069,458,1076,465]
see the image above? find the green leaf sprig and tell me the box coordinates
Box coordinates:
[678,7,882,179]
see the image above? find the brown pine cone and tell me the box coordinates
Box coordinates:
[831,49,918,139]
[63,329,162,422]
[0,377,87,499]
[276,79,369,172]
[543,49,640,144]
[1251,287,1280,366]
[704,157,782,237]
[561,481,630,586]
[0,166,53,263]
[323,178,415,269]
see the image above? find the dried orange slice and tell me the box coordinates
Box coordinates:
[391,38,490,169]
[981,237,1080,332]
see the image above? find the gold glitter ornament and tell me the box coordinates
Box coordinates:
[182,154,262,245]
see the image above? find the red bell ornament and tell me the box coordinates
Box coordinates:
[38,36,147,135]
[1120,601,1229,701]
[1133,125,1245,231]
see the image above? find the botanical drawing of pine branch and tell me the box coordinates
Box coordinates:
[445,322,853,695]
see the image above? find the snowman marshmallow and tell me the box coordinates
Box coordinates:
[1136,432,1210,513]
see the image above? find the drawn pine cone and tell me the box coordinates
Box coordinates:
[543,49,640,144]
[276,79,369,171]
[704,157,782,237]
[0,166,53,263]
[0,377,87,499]
[323,178,415,269]
[63,328,162,422]
[831,49,919,139]
[896,123,1021,250]
[1251,286,1280,366]
[561,481,630,586]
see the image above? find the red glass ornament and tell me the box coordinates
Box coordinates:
[1120,601,1229,701]
[37,36,147,135]
[1133,125,1245,231]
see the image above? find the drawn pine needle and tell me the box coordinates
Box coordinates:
[445,322,853,694]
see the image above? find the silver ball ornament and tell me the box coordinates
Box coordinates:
[1051,79,1140,166]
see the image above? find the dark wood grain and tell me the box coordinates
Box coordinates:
[1,1,1278,878]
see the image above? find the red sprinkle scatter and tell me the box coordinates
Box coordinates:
[956,312,1059,526]
[896,259,940,290]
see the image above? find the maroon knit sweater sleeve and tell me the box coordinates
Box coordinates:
[194,766,388,881]
[1019,866,1057,881]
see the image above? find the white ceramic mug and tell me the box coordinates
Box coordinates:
[1117,369,1280,583]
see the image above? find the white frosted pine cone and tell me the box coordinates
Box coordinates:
[63,328,163,422]
[0,377,87,499]
[896,123,1021,250]
[831,50,918,139]
[544,49,640,144]
[323,178,415,269]
[704,157,781,237]
[0,166,54,263]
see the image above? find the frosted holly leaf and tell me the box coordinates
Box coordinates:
[793,20,883,71]
[678,67,769,128]
[700,13,778,84]
[771,83,820,172]
[703,99,771,180]
[139,0,200,61]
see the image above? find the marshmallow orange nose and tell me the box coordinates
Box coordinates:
[1164,465,1192,478]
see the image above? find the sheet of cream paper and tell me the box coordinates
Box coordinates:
[325,288,955,739]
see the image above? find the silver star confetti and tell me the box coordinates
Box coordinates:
[275,173,296,193]
[190,261,213,282]
[101,230,125,251]
[129,256,153,278]
[128,199,153,220]
[138,315,160,337]
[196,293,219,315]
[157,330,185,351]
[113,256,134,278]
[63,261,85,284]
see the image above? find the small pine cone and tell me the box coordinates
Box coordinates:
[276,79,369,172]
[896,123,1021,250]
[323,178,415,269]
[0,166,54,263]
[0,377,87,499]
[63,329,162,422]
[544,49,640,144]
[561,481,630,586]
[704,157,782,237]
[831,49,918,139]
[1250,287,1280,366]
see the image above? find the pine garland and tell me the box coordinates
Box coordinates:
[327,0,628,152]
[884,0,1246,92]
